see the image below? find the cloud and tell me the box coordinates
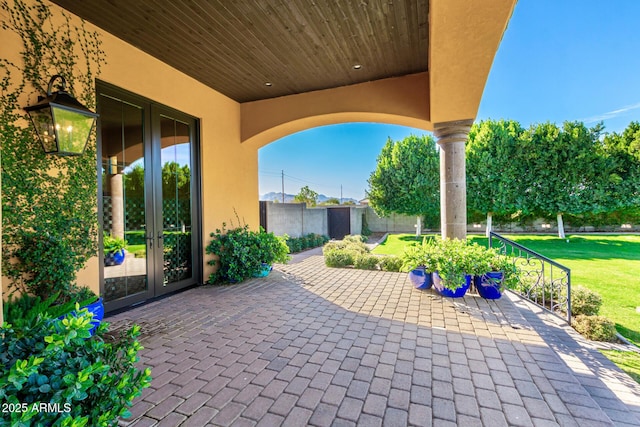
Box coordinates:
[580,101,640,124]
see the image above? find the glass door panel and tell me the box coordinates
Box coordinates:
[100,95,150,303]
[98,83,200,312]
[159,116,193,288]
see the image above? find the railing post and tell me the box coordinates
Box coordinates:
[566,270,571,324]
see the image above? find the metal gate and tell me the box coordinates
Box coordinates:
[259,201,268,231]
[327,207,350,239]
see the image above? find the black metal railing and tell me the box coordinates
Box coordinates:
[489,232,571,323]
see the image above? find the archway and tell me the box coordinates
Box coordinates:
[258,122,436,238]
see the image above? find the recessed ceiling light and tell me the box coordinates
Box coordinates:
[353,64,362,70]
[265,82,272,87]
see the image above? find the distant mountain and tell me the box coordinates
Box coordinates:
[260,192,296,203]
[260,192,358,205]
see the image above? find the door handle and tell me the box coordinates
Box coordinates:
[157,231,164,240]
[146,233,154,248]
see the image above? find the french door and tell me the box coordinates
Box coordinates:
[97,83,201,312]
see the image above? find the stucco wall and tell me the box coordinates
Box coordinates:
[265,203,327,238]
[350,206,367,236]
[0,0,255,295]
[365,207,423,233]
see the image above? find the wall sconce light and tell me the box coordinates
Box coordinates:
[24,75,98,156]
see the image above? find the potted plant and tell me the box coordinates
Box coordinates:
[255,228,290,277]
[103,233,127,266]
[4,228,105,334]
[206,222,290,283]
[431,238,475,298]
[401,237,437,290]
[473,250,520,299]
[62,286,105,335]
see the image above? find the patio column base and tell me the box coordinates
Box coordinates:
[434,119,473,240]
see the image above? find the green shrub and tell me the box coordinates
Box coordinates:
[344,234,368,244]
[379,255,403,272]
[322,241,343,252]
[3,292,96,329]
[285,234,329,253]
[324,241,368,254]
[286,236,302,253]
[572,315,618,342]
[5,229,79,304]
[361,214,372,237]
[206,223,289,283]
[323,236,372,268]
[0,306,152,426]
[571,286,602,316]
[354,254,380,270]
[311,233,329,247]
[257,230,290,265]
[324,249,356,268]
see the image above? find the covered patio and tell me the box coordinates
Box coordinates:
[1,0,519,314]
[4,2,639,426]
[110,253,640,426]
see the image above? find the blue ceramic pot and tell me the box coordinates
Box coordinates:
[474,272,504,299]
[84,298,105,335]
[58,297,104,336]
[408,267,433,290]
[104,249,125,266]
[432,272,471,298]
[253,263,272,277]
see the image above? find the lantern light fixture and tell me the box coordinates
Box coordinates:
[24,74,98,156]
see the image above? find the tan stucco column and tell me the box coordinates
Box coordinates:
[434,120,473,240]
[107,157,125,240]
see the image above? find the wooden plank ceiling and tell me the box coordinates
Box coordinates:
[51,0,428,103]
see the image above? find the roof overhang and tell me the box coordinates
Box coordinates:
[51,0,516,125]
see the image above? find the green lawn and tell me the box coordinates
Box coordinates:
[373,233,640,345]
[125,244,146,258]
[599,350,640,383]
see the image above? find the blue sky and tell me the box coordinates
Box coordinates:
[259,0,640,200]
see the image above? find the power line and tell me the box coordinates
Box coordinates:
[282,173,322,186]
[260,169,365,199]
[258,170,282,177]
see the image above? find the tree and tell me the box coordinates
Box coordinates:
[600,121,640,212]
[466,119,524,235]
[319,197,341,205]
[294,185,318,207]
[518,121,604,238]
[367,134,439,235]
[162,161,191,199]
[122,164,145,198]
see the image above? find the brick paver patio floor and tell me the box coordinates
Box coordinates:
[112,253,640,426]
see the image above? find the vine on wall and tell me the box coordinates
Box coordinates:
[0,0,105,297]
